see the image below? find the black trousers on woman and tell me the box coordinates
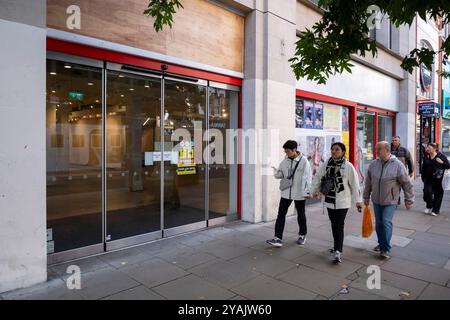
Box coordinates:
[423,178,444,214]
[274,198,307,240]
[327,208,348,253]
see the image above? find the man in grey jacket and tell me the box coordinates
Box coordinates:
[363,141,414,259]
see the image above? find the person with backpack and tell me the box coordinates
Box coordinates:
[266,140,312,247]
[421,142,450,216]
[310,142,363,264]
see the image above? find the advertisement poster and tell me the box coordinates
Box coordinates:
[307,136,325,176]
[341,131,350,157]
[303,100,314,129]
[295,99,304,128]
[342,107,349,131]
[323,104,341,131]
[313,103,324,129]
[177,140,196,175]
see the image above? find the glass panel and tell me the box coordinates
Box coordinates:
[46,59,103,253]
[163,79,206,229]
[442,119,450,159]
[356,112,375,184]
[377,115,393,142]
[106,71,162,241]
[208,88,239,219]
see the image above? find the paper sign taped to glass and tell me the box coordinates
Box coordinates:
[177,140,196,175]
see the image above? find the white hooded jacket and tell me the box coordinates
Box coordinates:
[274,152,312,200]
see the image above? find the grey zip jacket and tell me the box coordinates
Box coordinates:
[363,155,414,205]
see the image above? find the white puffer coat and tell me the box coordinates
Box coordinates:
[310,158,363,210]
[274,153,312,200]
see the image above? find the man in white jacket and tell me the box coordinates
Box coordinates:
[267,140,312,247]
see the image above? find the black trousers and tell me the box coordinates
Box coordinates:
[423,179,444,214]
[327,208,348,253]
[274,198,307,240]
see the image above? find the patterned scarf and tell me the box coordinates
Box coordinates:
[324,157,345,204]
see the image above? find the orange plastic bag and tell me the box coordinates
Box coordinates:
[362,205,373,238]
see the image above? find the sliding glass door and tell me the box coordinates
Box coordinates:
[47,55,240,259]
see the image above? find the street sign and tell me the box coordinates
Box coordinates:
[418,102,440,117]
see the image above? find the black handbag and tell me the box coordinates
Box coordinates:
[320,176,334,195]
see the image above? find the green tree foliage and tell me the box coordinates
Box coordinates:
[144,0,183,32]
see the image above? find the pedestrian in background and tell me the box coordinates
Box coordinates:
[311,142,362,264]
[391,136,413,177]
[267,140,312,247]
[421,142,450,216]
[363,141,414,259]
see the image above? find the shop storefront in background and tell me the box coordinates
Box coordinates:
[294,98,350,176]
[295,91,395,184]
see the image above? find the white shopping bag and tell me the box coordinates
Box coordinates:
[442,170,450,191]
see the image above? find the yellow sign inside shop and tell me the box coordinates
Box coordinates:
[177,140,196,175]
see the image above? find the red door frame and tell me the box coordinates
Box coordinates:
[295,89,397,164]
[47,37,243,219]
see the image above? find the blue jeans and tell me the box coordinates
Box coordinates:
[373,204,397,253]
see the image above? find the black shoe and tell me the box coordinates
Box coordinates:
[266,238,283,247]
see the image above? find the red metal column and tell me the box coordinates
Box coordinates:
[373,112,379,159]
[349,107,357,165]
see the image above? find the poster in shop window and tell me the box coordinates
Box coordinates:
[303,100,315,129]
[323,104,341,131]
[295,99,304,128]
[306,136,325,176]
[177,140,196,175]
[313,103,324,129]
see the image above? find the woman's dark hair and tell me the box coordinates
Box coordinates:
[331,142,346,155]
[283,140,298,150]
[428,142,439,150]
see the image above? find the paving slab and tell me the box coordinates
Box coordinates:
[249,242,312,261]
[229,250,298,277]
[98,247,153,269]
[390,246,449,268]
[120,258,189,288]
[294,252,363,278]
[101,285,166,300]
[48,256,111,280]
[153,274,235,300]
[276,265,351,298]
[354,268,428,300]
[189,259,260,289]
[196,240,253,260]
[331,287,386,300]
[231,275,317,300]
[381,257,450,286]
[1,278,82,300]
[76,267,140,300]
[417,283,450,300]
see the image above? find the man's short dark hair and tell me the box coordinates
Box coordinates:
[283,140,298,150]
[392,136,401,140]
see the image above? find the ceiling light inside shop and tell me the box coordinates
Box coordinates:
[64,65,72,69]
[88,82,94,86]
[129,88,134,91]
[120,94,124,97]
[119,74,124,78]
[50,72,57,75]
[142,118,150,126]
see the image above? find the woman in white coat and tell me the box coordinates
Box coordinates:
[311,142,363,264]
[267,140,312,248]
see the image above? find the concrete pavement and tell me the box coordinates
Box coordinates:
[2,179,450,300]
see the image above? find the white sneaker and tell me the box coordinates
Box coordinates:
[424,208,432,214]
[430,212,438,216]
[333,250,342,264]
